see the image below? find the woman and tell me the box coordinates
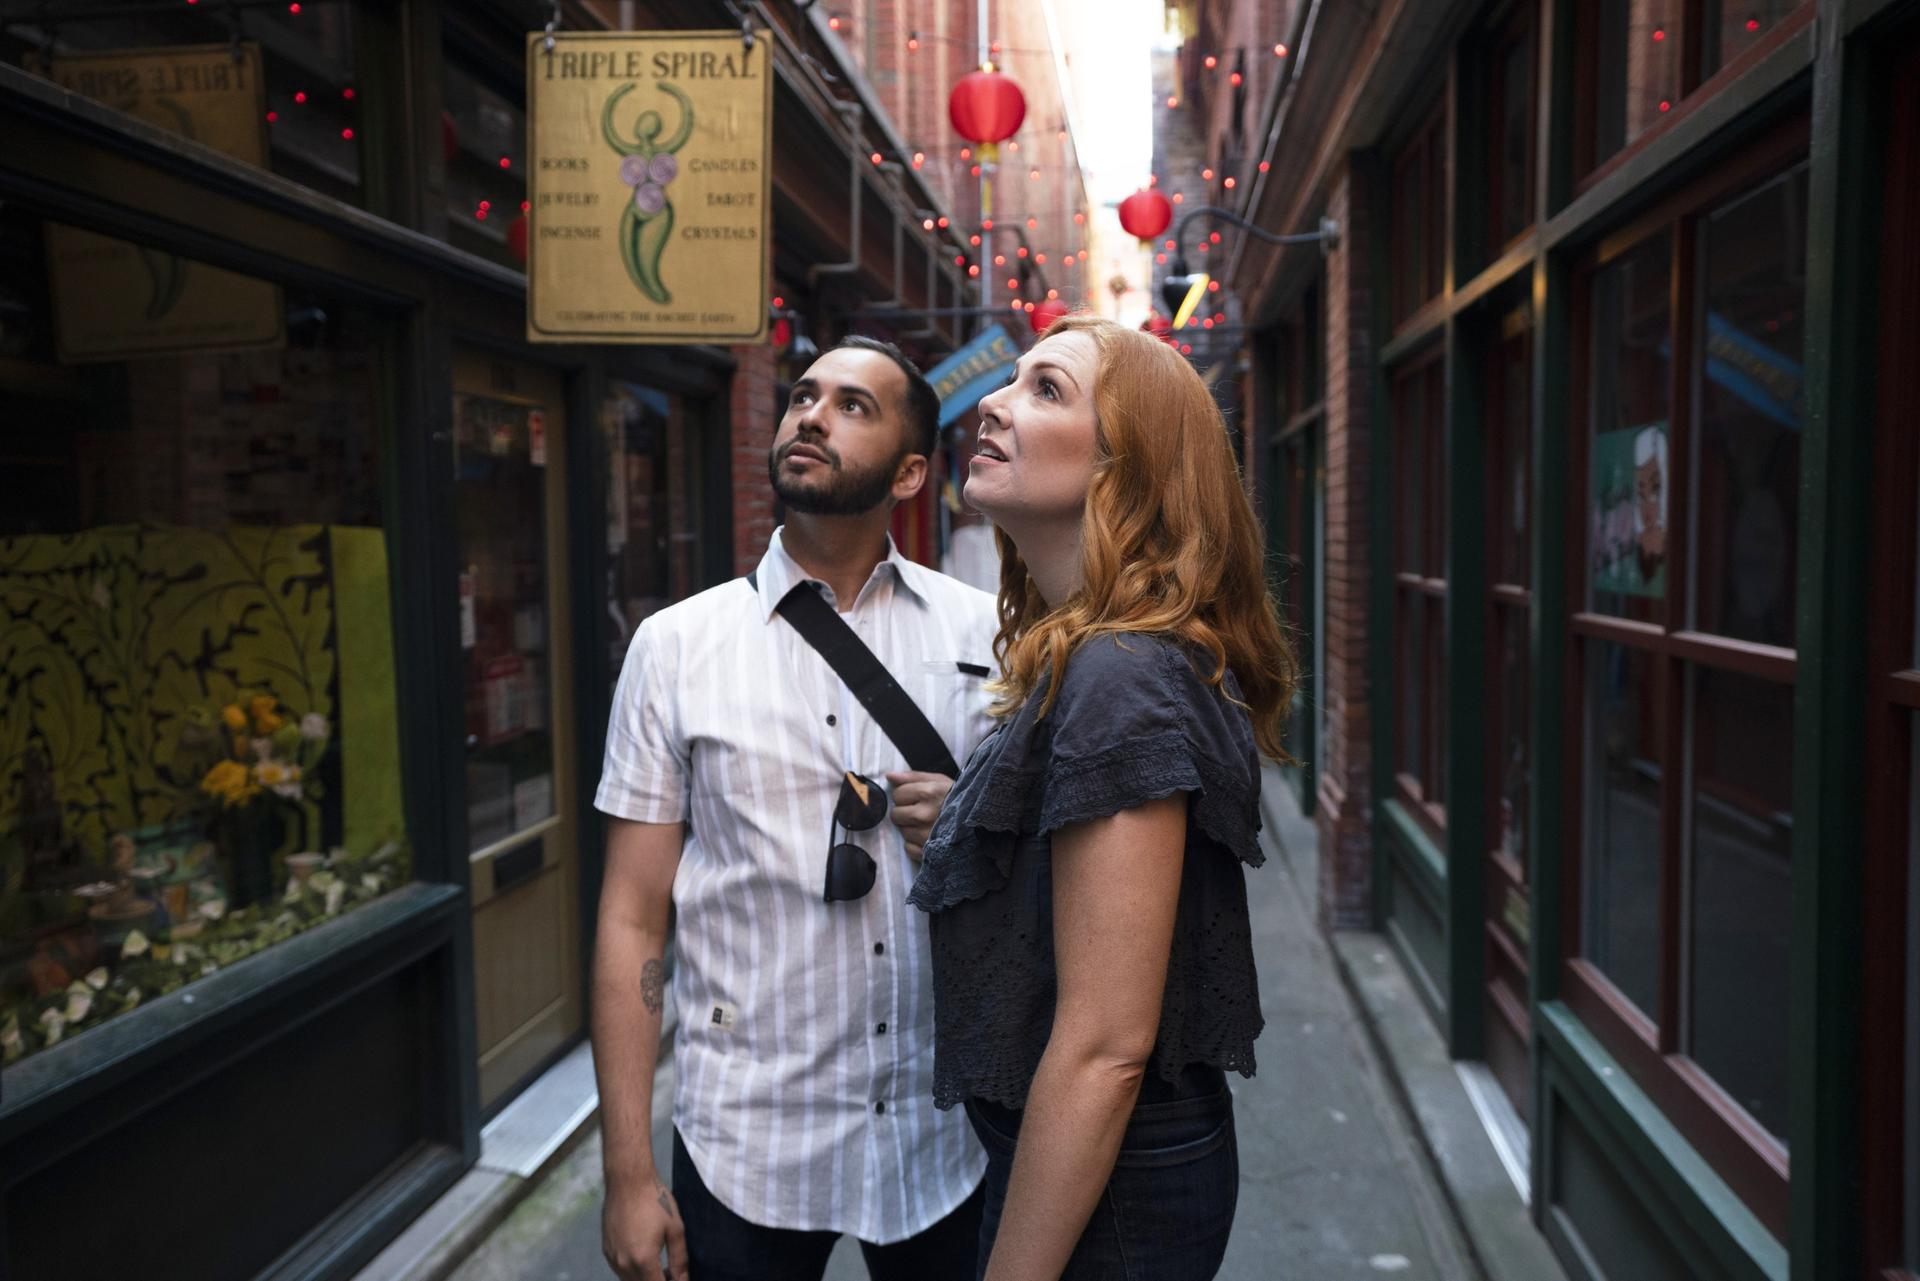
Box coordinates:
[908,314,1295,1280]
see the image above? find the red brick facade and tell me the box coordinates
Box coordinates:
[1314,165,1374,930]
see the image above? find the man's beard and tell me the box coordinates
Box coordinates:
[768,436,904,515]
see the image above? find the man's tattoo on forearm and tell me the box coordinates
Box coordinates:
[640,958,664,1016]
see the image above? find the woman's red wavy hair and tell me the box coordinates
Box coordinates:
[988,314,1297,762]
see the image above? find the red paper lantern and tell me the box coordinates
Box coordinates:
[1118,188,1173,243]
[1029,299,1071,334]
[1140,312,1175,344]
[507,212,529,263]
[948,70,1027,149]
[771,316,793,348]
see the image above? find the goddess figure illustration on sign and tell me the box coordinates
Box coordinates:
[602,81,694,305]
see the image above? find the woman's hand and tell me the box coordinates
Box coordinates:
[982,793,1189,1280]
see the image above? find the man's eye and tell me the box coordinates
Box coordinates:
[843,400,863,413]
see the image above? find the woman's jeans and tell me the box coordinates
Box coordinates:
[964,1085,1239,1281]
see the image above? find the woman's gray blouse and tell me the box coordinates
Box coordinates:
[908,632,1267,1111]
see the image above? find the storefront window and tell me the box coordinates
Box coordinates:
[1489,7,1537,254]
[1685,667,1792,1140]
[1393,355,1447,820]
[1580,640,1661,1017]
[1689,165,1806,649]
[1489,311,1532,866]
[1391,102,1447,326]
[444,54,529,273]
[455,392,554,852]
[1699,0,1799,78]
[1586,233,1671,628]
[1570,155,1806,1226]
[1584,0,1683,172]
[601,382,706,690]
[0,208,407,1070]
[4,6,364,206]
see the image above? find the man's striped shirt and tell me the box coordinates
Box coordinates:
[595,528,998,1243]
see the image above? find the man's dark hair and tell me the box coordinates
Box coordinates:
[835,335,940,458]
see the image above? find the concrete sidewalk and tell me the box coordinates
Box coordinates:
[370,770,1559,1281]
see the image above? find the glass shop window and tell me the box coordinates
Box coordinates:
[2,4,364,206]
[1577,0,1810,178]
[600,383,706,693]
[443,51,529,272]
[1569,157,1808,1229]
[1390,101,1447,327]
[1392,351,1447,826]
[0,204,408,1072]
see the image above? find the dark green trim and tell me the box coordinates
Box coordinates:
[1382,798,1448,904]
[1538,1003,1786,1281]
[1528,0,1579,1221]
[1784,5,1889,1275]
[0,883,462,1135]
[1441,299,1489,1057]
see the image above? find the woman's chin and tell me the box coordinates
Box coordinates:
[961,474,1002,517]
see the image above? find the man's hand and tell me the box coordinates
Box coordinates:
[602,1174,689,1281]
[885,770,955,862]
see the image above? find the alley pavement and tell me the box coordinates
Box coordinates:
[448,774,1479,1281]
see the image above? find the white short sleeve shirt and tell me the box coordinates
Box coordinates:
[595,529,1000,1243]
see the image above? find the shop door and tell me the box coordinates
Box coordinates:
[451,350,582,1108]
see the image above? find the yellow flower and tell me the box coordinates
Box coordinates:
[200,760,261,807]
[249,695,283,736]
[254,761,290,787]
[221,704,248,732]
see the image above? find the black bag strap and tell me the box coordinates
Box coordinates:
[749,571,961,777]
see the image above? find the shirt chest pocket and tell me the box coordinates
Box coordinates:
[920,658,994,749]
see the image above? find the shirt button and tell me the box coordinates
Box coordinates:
[876,1022,887,1034]
[826,714,837,726]
[874,1101,886,1115]
[873,942,885,955]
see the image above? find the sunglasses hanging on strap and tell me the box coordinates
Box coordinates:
[750,571,963,900]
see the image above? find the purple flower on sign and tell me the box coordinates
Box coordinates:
[633,182,666,215]
[648,153,678,185]
[619,154,650,186]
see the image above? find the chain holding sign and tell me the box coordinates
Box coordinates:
[527,31,772,345]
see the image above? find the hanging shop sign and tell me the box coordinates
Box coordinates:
[927,325,1018,428]
[526,31,771,345]
[36,44,283,362]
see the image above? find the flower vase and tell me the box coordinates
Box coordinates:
[216,804,286,909]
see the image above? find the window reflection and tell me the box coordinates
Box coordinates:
[1582,640,1661,1016]
[1700,0,1799,78]
[3,6,363,204]
[1690,165,1807,649]
[1685,667,1792,1140]
[1588,234,1671,626]
[0,210,405,1069]
[1588,0,1683,169]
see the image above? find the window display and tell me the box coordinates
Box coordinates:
[2,5,365,206]
[0,209,406,1068]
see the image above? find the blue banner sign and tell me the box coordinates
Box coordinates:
[926,325,1019,427]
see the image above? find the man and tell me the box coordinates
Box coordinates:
[594,336,999,1281]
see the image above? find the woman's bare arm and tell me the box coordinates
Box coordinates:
[983,792,1188,1281]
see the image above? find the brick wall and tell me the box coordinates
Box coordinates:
[728,340,780,575]
[1315,163,1375,930]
